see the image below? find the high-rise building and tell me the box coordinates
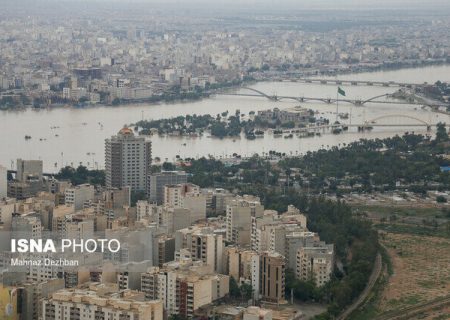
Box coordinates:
[8,159,44,200]
[224,247,258,282]
[163,183,199,207]
[226,197,264,246]
[105,128,152,191]
[147,171,187,204]
[175,226,224,273]
[252,251,285,304]
[296,244,334,287]
[155,235,176,267]
[16,159,43,182]
[0,165,7,199]
[19,279,65,320]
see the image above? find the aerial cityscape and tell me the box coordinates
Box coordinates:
[1,0,450,319]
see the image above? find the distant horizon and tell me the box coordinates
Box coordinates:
[2,0,450,11]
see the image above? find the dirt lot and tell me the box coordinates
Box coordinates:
[378,233,450,313]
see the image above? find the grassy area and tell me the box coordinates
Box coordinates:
[353,203,450,238]
[353,204,446,219]
[378,233,450,313]
[375,223,450,238]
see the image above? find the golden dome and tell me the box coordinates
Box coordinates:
[118,127,134,135]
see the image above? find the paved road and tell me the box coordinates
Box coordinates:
[337,253,383,320]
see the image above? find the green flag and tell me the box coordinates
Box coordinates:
[338,87,346,96]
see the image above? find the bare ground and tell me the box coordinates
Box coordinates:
[379,233,450,313]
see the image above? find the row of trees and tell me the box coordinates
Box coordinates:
[181,129,450,196]
[56,165,105,186]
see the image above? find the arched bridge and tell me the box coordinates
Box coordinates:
[360,94,391,105]
[240,87,278,101]
[359,114,432,131]
[215,88,445,108]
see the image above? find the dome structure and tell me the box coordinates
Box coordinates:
[118,127,134,136]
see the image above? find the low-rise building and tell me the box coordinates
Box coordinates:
[42,283,163,320]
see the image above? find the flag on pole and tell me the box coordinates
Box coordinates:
[338,87,346,96]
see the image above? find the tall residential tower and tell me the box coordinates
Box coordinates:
[105,128,151,191]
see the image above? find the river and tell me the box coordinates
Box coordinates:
[1,65,450,172]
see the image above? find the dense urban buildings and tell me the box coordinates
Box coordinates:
[0,154,336,318]
[2,1,448,319]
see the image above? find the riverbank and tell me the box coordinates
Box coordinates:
[2,64,450,172]
[2,62,449,112]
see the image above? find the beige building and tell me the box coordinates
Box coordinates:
[163,183,206,223]
[105,127,152,192]
[42,283,163,320]
[182,191,207,223]
[226,197,264,246]
[16,159,43,182]
[175,226,224,273]
[225,247,258,283]
[141,261,229,318]
[0,198,15,230]
[19,278,65,320]
[64,184,95,210]
[252,252,286,304]
[252,205,309,269]
[257,106,310,125]
[163,183,199,207]
[296,244,334,287]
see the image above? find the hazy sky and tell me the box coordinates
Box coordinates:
[2,0,450,17]
[85,0,450,8]
[7,0,450,9]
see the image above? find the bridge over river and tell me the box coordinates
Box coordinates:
[278,77,426,87]
[213,87,447,109]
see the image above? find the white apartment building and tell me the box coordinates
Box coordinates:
[64,184,95,210]
[226,197,264,246]
[296,244,334,287]
[42,284,163,320]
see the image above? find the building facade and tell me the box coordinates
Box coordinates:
[147,171,187,204]
[105,127,152,191]
[296,244,334,287]
[252,252,285,304]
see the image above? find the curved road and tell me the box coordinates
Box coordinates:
[337,253,383,320]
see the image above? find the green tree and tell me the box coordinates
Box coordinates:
[240,283,253,301]
[162,162,176,171]
[229,277,240,298]
[435,122,448,142]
